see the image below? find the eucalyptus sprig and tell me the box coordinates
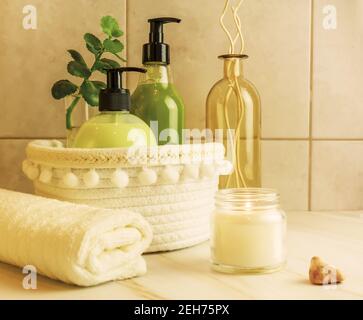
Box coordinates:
[51,16,126,130]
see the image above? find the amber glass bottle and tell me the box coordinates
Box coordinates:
[206,54,261,188]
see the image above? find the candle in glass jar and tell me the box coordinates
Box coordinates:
[211,188,286,274]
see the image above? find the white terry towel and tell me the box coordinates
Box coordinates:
[0,189,152,287]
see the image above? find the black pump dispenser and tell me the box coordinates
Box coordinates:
[99,67,146,111]
[143,17,181,65]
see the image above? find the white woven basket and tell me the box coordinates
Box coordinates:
[23,140,230,252]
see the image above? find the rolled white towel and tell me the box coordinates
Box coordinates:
[0,189,152,287]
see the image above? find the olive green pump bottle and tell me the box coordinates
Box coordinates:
[130,17,185,145]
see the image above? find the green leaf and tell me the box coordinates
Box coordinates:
[93,60,110,74]
[67,49,87,66]
[101,16,123,38]
[84,33,102,55]
[100,58,121,68]
[51,80,78,99]
[103,39,124,54]
[93,58,121,73]
[80,80,105,106]
[92,81,107,90]
[67,61,91,78]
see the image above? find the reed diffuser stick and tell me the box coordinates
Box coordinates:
[219,0,247,188]
[220,0,235,54]
[232,0,245,54]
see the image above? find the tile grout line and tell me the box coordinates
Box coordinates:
[261,137,308,141]
[2,137,363,141]
[274,138,363,141]
[308,0,315,211]
[262,138,363,141]
[0,137,66,141]
[310,138,363,141]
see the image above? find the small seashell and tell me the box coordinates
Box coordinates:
[63,171,79,188]
[161,166,180,184]
[200,163,215,179]
[111,169,129,188]
[138,168,157,186]
[182,164,199,180]
[39,167,53,184]
[309,256,345,285]
[83,169,99,187]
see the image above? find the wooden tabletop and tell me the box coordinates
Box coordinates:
[0,211,362,300]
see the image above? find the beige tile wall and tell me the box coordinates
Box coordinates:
[0,0,126,138]
[313,0,363,139]
[310,0,363,210]
[0,0,362,211]
[311,141,363,210]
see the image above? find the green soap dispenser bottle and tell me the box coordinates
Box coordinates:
[73,67,156,148]
[131,17,185,145]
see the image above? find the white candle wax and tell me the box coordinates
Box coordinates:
[211,209,286,271]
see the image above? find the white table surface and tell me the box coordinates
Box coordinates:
[0,211,362,300]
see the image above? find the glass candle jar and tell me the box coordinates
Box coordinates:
[211,188,286,274]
